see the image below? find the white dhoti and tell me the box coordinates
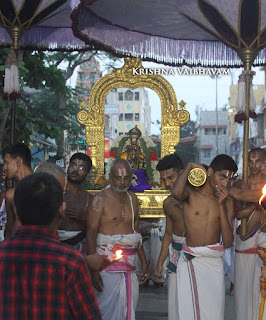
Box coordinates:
[0,199,6,242]
[223,218,238,284]
[167,234,185,320]
[256,231,266,319]
[176,242,225,320]
[136,220,166,284]
[57,230,87,255]
[234,232,261,320]
[95,233,142,320]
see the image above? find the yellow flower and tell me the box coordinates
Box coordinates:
[120,152,127,159]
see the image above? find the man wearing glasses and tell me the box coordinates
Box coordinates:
[58,153,93,255]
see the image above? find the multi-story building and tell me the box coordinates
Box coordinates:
[196,110,230,165]
[105,87,151,141]
[75,55,102,103]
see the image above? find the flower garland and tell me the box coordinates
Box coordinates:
[106,135,161,189]
[235,70,256,123]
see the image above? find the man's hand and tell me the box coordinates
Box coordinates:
[216,186,229,205]
[85,253,110,272]
[91,271,104,292]
[140,265,151,283]
[262,198,266,210]
[189,162,207,172]
[154,264,163,279]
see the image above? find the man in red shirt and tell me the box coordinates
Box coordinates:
[0,172,101,320]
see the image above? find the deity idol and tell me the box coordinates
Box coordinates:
[120,126,151,192]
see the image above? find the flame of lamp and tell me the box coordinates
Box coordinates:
[115,250,123,260]
[259,184,266,206]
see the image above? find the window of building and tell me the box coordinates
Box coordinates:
[119,132,124,136]
[119,114,123,121]
[118,93,123,101]
[125,113,133,121]
[115,129,117,133]
[125,90,133,101]
[217,128,227,135]
[111,88,117,92]
[135,92,139,100]
[203,149,210,158]
[135,113,139,121]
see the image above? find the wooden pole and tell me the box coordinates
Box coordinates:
[236,48,259,236]
[10,100,16,144]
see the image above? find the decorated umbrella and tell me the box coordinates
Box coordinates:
[0,0,92,143]
[71,0,266,66]
[0,0,87,50]
[71,0,266,228]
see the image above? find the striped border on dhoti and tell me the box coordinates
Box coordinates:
[125,272,132,320]
[187,260,201,320]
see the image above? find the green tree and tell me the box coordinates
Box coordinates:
[0,50,119,158]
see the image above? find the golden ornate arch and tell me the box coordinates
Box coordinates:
[77,57,190,180]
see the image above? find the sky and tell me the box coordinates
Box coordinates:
[68,58,265,136]
[141,62,265,135]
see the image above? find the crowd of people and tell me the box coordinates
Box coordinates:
[0,142,265,319]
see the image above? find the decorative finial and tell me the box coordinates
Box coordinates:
[179,100,187,109]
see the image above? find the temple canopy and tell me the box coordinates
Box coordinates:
[0,0,88,50]
[71,0,266,67]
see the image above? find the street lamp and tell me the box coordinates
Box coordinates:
[215,75,218,156]
[210,75,220,156]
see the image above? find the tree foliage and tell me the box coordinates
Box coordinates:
[0,49,118,157]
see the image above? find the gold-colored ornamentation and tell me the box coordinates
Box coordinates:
[179,100,187,109]
[136,190,170,217]
[77,57,190,180]
[87,189,170,218]
[78,57,190,217]
[80,101,88,109]
[188,168,207,187]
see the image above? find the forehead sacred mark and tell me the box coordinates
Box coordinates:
[118,168,127,177]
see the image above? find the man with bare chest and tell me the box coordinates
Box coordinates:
[87,158,149,320]
[233,148,266,320]
[172,154,237,320]
[2,143,33,239]
[58,153,92,255]
[234,148,266,233]
[154,154,185,320]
